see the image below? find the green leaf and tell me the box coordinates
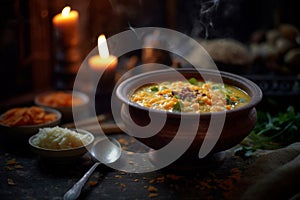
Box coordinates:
[242,106,300,151]
[188,77,198,85]
[173,101,183,112]
[150,86,159,92]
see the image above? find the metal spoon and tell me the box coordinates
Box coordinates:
[63,137,121,200]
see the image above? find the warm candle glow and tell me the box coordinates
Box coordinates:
[89,34,118,89]
[98,34,110,59]
[62,6,71,17]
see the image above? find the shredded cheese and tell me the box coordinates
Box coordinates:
[32,126,91,150]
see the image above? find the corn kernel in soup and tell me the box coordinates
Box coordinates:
[130,78,250,113]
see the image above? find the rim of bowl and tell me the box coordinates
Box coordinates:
[34,90,89,108]
[0,107,62,128]
[28,129,95,152]
[116,68,263,118]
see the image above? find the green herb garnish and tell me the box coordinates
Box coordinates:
[250,106,300,144]
[150,86,159,92]
[173,101,183,112]
[236,106,300,157]
[188,77,198,85]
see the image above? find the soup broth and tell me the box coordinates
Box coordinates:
[130,78,250,113]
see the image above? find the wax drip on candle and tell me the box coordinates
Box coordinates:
[98,34,110,59]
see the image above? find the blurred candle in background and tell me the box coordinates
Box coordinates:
[52,6,79,47]
[52,6,82,90]
[88,34,118,93]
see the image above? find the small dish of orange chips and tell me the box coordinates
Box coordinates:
[1,106,57,127]
[0,106,61,140]
[35,92,83,108]
[34,91,89,121]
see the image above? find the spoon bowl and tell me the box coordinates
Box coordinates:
[64,137,121,200]
[91,137,122,164]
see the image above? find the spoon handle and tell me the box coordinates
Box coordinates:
[64,162,101,200]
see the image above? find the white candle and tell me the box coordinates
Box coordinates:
[88,35,118,71]
[88,35,118,91]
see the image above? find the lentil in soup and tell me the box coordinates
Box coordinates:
[130,78,250,113]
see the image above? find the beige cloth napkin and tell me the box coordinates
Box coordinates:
[232,143,300,200]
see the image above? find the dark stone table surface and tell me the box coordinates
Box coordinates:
[0,132,251,200]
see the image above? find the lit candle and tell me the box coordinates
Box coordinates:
[52,6,79,47]
[89,35,118,71]
[88,35,118,92]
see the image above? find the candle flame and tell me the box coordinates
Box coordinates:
[62,6,71,17]
[98,34,109,59]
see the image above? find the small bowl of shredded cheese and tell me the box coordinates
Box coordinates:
[29,126,94,160]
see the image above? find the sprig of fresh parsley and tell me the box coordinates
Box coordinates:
[235,106,300,157]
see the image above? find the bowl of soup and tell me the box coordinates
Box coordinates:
[116,68,262,159]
